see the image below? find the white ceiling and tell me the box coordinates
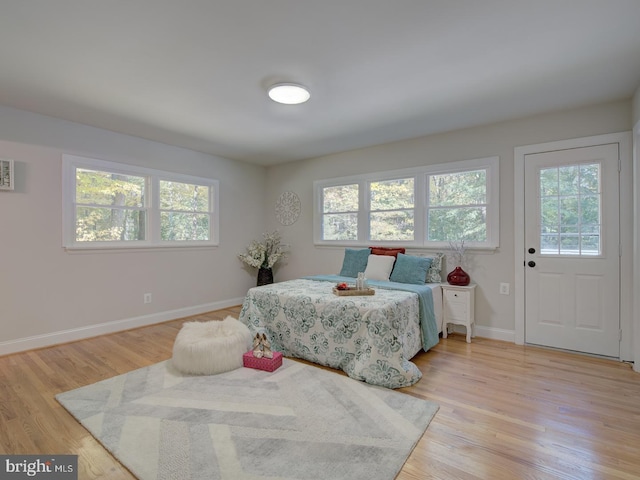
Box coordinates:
[1,1,640,166]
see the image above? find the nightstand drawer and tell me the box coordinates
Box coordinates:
[444,298,468,321]
[443,290,470,318]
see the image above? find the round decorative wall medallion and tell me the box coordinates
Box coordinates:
[275,191,301,225]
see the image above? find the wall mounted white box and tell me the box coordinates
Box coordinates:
[0,159,14,191]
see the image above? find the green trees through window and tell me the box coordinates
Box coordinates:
[317,158,498,248]
[159,180,211,241]
[76,169,146,242]
[64,155,218,248]
[539,163,600,255]
[428,170,487,242]
[322,184,359,240]
[370,178,414,241]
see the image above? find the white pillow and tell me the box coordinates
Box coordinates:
[363,254,395,281]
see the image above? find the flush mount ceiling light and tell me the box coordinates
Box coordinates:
[268,83,310,105]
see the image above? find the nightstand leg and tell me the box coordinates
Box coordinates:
[443,323,448,338]
[466,326,471,343]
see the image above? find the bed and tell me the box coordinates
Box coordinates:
[238,249,444,388]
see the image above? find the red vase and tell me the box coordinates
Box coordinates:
[447,266,470,286]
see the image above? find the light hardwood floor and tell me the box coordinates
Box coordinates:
[1,306,639,480]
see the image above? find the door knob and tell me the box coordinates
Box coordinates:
[528,247,536,254]
[528,261,536,267]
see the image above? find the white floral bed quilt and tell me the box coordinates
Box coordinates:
[239,276,439,388]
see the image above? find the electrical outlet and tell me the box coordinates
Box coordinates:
[144,293,152,304]
[499,283,510,295]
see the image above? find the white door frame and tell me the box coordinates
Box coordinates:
[514,132,633,361]
[634,120,640,372]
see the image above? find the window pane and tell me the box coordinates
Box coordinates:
[541,234,559,254]
[427,207,487,242]
[580,164,599,194]
[558,165,579,195]
[581,235,600,255]
[560,197,579,225]
[539,163,601,256]
[322,213,357,240]
[76,169,145,207]
[580,195,599,224]
[76,207,145,241]
[160,181,209,212]
[541,197,559,226]
[560,226,580,255]
[323,185,358,213]
[429,170,486,207]
[540,168,559,196]
[370,211,414,241]
[161,212,210,241]
[370,178,414,210]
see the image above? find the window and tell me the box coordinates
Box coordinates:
[75,168,147,242]
[321,184,359,240]
[159,180,211,241]
[370,178,414,241]
[63,155,219,249]
[314,157,499,249]
[538,163,601,255]
[427,169,488,242]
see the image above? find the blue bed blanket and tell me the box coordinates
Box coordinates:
[303,274,439,352]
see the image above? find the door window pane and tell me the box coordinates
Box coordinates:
[539,163,601,255]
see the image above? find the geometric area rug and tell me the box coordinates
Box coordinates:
[56,358,439,480]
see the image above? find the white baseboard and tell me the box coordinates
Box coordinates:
[448,324,515,343]
[0,297,245,357]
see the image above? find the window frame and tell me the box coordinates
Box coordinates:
[313,156,499,250]
[62,154,219,250]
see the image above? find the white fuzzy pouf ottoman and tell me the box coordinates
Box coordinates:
[172,316,253,375]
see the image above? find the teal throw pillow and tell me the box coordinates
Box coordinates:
[339,248,371,277]
[390,253,432,285]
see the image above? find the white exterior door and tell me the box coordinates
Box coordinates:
[524,143,620,357]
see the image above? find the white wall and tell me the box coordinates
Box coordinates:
[0,98,636,357]
[0,106,267,354]
[632,84,640,372]
[633,85,640,126]
[264,100,632,341]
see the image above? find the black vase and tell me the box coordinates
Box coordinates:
[257,267,273,286]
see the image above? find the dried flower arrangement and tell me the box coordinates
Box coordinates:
[448,240,467,267]
[238,231,287,269]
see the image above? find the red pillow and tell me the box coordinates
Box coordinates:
[369,247,406,258]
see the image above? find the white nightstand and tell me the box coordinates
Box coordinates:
[442,283,476,343]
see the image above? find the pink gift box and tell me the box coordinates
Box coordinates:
[243,350,283,372]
